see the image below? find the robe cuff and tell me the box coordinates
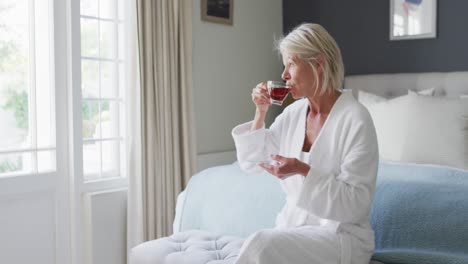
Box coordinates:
[232,121,265,136]
[296,167,332,213]
[232,121,268,174]
[232,121,266,152]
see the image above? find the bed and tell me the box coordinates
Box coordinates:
[130,72,468,264]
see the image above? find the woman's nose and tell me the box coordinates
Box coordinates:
[281,69,290,81]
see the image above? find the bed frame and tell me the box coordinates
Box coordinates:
[344,71,468,98]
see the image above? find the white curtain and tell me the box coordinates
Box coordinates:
[127,0,196,255]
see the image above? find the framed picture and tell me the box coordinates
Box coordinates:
[201,0,233,25]
[390,0,437,40]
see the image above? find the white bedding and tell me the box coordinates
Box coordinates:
[344,72,468,170]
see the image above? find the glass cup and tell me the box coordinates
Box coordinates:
[267,81,291,106]
[257,159,280,167]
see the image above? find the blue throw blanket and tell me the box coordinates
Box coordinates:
[371,162,468,264]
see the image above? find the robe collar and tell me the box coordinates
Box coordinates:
[292,91,352,159]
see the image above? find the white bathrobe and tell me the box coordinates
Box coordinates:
[232,92,378,264]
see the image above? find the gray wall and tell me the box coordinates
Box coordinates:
[283,0,468,75]
[193,0,284,155]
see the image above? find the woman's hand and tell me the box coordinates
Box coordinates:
[252,82,271,113]
[259,154,311,180]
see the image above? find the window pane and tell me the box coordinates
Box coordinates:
[118,23,125,61]
[100,21,116,59]
[100,101,119,139]
[81,18,99,57]
[100,61,117,98]
[0,152,32,176]
[79,0,127,181]
[0,0,56,177]
[119,140,126,176]
[99,0,116,19]
[82,100,100,139]
[118,63,125,101]
[0,0,30,151]
[35,0,55,149]
[119,101,125,139]
[80,0,98,17]
[118,0,125,20]
[38,150,55,173]
[83,141,101,176]
[81,59,99,98]
[0,90,29,150]
[102,140,119,176]
[36,89,55,148]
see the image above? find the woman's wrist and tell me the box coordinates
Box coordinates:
[251,108,267,131]
[255,107,268,116]
[296,159,311,177]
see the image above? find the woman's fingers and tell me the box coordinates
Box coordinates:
[258,162,272,171]
[251,82,271,112]
[259,163,281,177]
[251,94,269,104]
[252,94,270,106]
[270,154,286,162]
[260,155,301,180]
[253,87,269,97]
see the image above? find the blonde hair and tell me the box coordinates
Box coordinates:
[277,23,344,96]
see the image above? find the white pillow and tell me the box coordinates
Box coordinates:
[461,94,468,99]
[408,87,436,96]
[365,92,468,170]
[358,88,434,109]
[357,90,387,109]
[401,94,468,170]
[366,95,410,161]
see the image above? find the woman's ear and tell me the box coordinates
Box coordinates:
[316,54,325,71]
[313,55,325,75]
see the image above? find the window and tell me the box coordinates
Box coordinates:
[0,0,55,176]
[80,0,126,181]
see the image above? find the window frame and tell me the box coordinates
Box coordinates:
[69,0,129,263]
[79,0,127,183]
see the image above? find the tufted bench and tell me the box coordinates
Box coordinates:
[130,230,244,264]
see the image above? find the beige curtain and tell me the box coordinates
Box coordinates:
[135,0,196,241]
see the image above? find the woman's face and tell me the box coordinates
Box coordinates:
[281,53,321,99]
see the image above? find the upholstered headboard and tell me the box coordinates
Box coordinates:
[344,71,468,98]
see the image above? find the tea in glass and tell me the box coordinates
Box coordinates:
[267,81,291,106]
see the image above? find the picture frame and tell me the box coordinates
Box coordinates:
[390,0,437,40]
[201,0,233,25]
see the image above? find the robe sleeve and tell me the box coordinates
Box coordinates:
[232,112,286,174]
[296,120,379,224]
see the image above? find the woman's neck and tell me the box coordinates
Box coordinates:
[306,89,341,115]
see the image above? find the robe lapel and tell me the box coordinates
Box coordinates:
[303,92,350,165]
[290,102,308,158]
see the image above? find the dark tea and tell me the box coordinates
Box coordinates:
[267,80,291,105]
[270,87,291,101]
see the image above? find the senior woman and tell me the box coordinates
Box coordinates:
[231,23,378,264]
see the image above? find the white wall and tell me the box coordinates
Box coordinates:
[193,0,284,157]
[84,189,127,264]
